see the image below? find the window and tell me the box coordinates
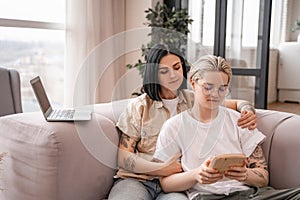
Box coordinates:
[189,0,286,49]
[188,0,215,62]
[188,0,287,106]
[0,0,65,112]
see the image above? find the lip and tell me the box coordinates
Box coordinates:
[168,79,179,84]
[207,98,220,102]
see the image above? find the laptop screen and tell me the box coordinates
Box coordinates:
[30,76,51,114]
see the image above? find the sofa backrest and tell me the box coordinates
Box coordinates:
[93,98,129,123]
[94,100,300,189]
[0,67,22,116]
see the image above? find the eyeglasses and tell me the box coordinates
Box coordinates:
[200,83,229,97]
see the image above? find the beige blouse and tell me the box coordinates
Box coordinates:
[116,89,194,180]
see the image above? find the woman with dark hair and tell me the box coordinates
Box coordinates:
[108,44,257,200]
[143,44,188,100]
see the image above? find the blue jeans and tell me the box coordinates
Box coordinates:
[108,178,188,200]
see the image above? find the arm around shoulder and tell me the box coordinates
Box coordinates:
[224,99,256,114]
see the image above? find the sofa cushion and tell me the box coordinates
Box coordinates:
[0,112,119,200]
[0,112,58,200]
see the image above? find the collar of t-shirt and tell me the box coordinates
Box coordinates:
[162,97,179,117]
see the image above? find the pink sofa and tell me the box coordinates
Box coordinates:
[0,99,300,200]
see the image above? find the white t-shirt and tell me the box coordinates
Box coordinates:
[153,106,266,198]
[162,97,179,117]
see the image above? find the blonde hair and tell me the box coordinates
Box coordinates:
[189,55,232,84]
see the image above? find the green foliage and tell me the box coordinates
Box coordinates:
[291,19,300,32]
[126,2,193,77]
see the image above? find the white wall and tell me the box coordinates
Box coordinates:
[120,0,164,99]
[119,0,150,99]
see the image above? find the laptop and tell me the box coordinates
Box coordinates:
[30,76,91,122]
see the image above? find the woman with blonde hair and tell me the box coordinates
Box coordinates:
[154,55,300,200]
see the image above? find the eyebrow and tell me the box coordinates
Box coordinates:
[159,61,181,69]
[203,83,228,86]
[173,61,181,66]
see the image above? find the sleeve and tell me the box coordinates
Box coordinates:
[153,118,181,162]
[239,128,266,157]
[116,98,143,141]
[226,108,266,157]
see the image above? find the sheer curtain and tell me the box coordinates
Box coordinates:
[65,0,126,106]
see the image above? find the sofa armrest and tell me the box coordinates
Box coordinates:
[0,112,119,200]
[256,109,294,163]
[268,114,300,189]
[256,109,300,189]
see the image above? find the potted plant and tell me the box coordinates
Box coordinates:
[126,1,193,78]
[291,19,300,42]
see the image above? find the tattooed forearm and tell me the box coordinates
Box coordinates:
[120,134,131,148]
[119,133,139,171]
[247,145,268,170]
[124,154,137,171]
[252,169,267,180]
[245,145,269,186]
[119,133,136,152]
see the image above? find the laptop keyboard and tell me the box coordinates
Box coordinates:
[49,109,75,119]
